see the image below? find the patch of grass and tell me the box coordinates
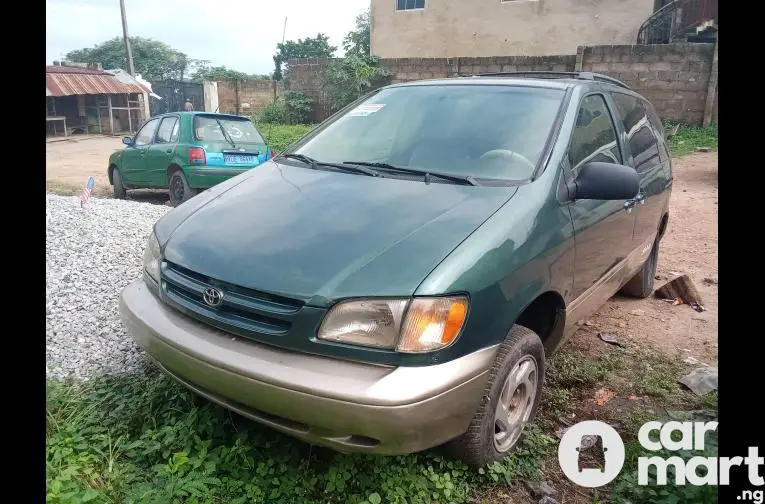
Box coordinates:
[611,410,718,504]
[258,123,315,153]
[666,122,718,157]
[46,361,552,504]
[47,180,112,198]
[546,350,621,389]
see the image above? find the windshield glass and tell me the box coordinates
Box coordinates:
[193,116,265,145]
[293,85,564,180]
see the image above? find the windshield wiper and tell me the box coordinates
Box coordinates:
[282,154,381,178]
[343,161,479,186]
[215,118,237,149]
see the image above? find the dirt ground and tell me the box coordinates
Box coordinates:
[569,152,718,364]
[46,136,124,190]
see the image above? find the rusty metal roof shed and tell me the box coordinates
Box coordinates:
[45,65,149,97]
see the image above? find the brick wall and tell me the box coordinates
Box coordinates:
[286,42,717,125]
[578,43,715,125]
[216,80,283,115]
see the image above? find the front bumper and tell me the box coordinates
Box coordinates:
[119,279,497,454]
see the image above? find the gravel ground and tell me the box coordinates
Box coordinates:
[46,194,169,379]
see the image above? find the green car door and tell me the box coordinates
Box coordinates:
[122,117,160,185]
[145,115,181,187]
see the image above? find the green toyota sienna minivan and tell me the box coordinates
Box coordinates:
[120,72,672,467]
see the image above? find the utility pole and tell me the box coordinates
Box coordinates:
[120,0,136,76]
[282,17,287,44]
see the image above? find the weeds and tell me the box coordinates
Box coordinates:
[665,122,718,157]
[46,360,552,504]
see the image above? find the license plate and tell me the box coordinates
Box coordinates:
[224,154,255,164]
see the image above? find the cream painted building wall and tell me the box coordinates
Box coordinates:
[371,0,655,58]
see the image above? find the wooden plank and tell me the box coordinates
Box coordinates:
[108,95,114,134]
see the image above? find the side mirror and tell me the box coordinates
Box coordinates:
[567,162,638,201]
[122,136,134,146]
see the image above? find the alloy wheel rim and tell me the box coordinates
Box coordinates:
[493,355,538,453]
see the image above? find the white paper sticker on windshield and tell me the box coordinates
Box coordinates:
[348,104,385,116]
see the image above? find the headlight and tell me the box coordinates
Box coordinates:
[318,296,468,353]
[143,231,161,282]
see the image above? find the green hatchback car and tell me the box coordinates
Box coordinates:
[120,72,672,467]
[108,112,273,206]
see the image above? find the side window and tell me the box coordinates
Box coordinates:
[170,119,180,143]
[569,94,621,170]
[612,93,661,173]
[155,117,179,144]
[134,119,160,146]
[643,101,670,162]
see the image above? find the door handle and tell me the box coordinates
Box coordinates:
[165,149,172,153]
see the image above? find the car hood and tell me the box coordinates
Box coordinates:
[157,161,518,306]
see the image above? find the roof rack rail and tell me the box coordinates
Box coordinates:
[470,71,631,90]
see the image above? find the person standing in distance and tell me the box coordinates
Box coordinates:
[184,98,193,112]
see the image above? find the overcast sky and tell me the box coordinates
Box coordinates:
[46,0,368,75]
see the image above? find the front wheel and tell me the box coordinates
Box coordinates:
[112,168,126,199]
[168,170,198,207]
[449,325,545,467]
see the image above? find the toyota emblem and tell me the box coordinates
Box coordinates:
[203,287,223,307]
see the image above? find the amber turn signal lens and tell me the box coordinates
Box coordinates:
[396,296,469,353]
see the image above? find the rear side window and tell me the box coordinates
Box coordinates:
[193,116,265,145]
[155,117,179,144]
[642,101,670,162]
[568,94,622,169]
[612,93,662,173]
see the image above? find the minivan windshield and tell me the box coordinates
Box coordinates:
[292,85,564,181]
[193,116,265,145]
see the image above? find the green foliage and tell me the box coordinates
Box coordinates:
[257,92,313,126]
[323,56,392,113]
[343,9,371,58]
[260,124,313,153]
[546,350,620,388]
[284,91,314,124]
[190,65,251,83]
[611,414,718,504]
[46,363,551,504]
[64,37,200,81]
[258,101,287,125]
[273,34,336,80]
[665,122,718,156]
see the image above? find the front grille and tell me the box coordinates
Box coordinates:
[161,261,303,337]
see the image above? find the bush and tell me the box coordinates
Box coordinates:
[258,92,313,125]
[323,56,391,113]
[284,90,314,125]
[259,101,286,124]
[261,124,314,153]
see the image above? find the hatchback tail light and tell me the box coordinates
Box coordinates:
[269,149,276,159]
[189,147,206,165]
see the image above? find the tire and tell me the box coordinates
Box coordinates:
[112,168,127,199]
[168,170,197,207]
[449,325,545,468]
[620,240,659,298]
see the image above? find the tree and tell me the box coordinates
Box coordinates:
[323,55,391,113]
[65,37,197,81]
[190,65,250,83]
[273,33,336,80]
[342,9,371,58]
